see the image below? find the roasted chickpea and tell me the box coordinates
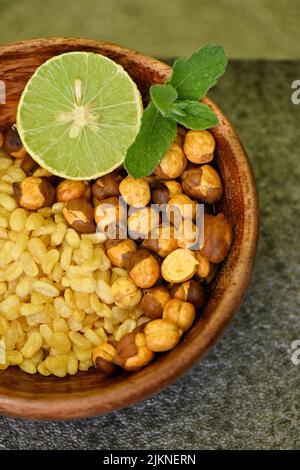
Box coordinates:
[94,196,125,233]
[181,165,223,203]
[151,180,182,205]
[56,179,90,202]
[195,252,217,283]
[119,176,151,207]
[127,206,159,239]
[106,238,137,268]
[144,319,181,352]
[161,248,198,283]
[171,280,205,308]
[175,221,200,250]
[93,342,117,375]
[20,154,39,175]
[154,143,187,179]
[63,198,96,233]
[175,127,187,146]
[111,277,142,309]
[116,331,154,371]
[162,299,195,332]
[93,196,101,207]
[199,213,232,263]
[184,130,215,164]
[32,168,54,179]
[141,286,170,319]
[164,180,183,198]
[19,156,56,181]
[124,248,161,288]
[142,225,178,258]
[0,130,3,149]
[4,127,27,159]
[92,171,121,201]
[167,194,197,225]
[13,176,55,210]
[151,182,169,205]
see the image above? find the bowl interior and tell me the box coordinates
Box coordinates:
[0,39,258,419]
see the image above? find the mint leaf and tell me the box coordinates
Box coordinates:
[124,103,177,178]
[168,45,227,100]
[170,101,218,130]
[150,84,178,117]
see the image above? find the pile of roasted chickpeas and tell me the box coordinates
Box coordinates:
[0,125,232,375]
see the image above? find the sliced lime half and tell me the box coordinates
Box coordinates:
[17,52,143,179]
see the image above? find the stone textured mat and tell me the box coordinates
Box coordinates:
[1,61,300,450]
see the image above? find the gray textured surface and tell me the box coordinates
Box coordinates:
[1,61,300,450]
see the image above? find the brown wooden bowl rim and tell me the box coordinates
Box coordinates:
[0,38,259,420]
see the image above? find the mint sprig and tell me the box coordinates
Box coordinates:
[125,103,177,178]
[125,45,227,178]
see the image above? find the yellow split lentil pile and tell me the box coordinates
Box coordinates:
[0,153,149,377]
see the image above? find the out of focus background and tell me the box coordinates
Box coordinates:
[0,0,299,59]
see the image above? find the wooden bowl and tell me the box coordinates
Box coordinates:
[0,38,259,420]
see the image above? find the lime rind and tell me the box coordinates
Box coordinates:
[17,51,143,180]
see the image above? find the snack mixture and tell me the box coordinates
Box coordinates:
[0,126,232,377]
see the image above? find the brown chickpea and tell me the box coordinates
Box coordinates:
[32,168,54,179]
[184,130,215,164]
[174,127,187,146]
[142,225,178,258]
[92,342,117,375]
[92,171,121,201]
[116,331,154,371]
[167,193,197,225]
[20,158,57,183]
[94,196,125,233]
[56,179,90,202]
[4,127,27,159]
[0,130,3,149]
[93,196,101,207]
[162,298,195,332]
[171,280,205,308]
[144,319,181,352]
[127,206,159,239]
[13,176,55,210]
[161,249,198,283]
[20,154,39,175]
[199,213,232,263]
[119,176,151,207]
[175,221,200,250]
[181,165,223,203]
[195,252,217,283]
[154,143,187,179]
[151,180,182,205]
[141,286,170,319]
[106,238,137,268]
[124,248,161,289]
[111,277,142,309]
[63,198,96,233]
[151,182,169,205]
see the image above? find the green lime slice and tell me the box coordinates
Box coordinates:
[16,52,143,179]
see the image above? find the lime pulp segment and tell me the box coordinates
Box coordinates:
[17,52,143,179]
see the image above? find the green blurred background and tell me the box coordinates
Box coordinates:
[0,0,299,59]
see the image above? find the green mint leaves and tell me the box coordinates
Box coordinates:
[125,45,227,178]
[170,101,218,130]
[167,45,228,101]
[124,103,177,179]
[150,84,178,117]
